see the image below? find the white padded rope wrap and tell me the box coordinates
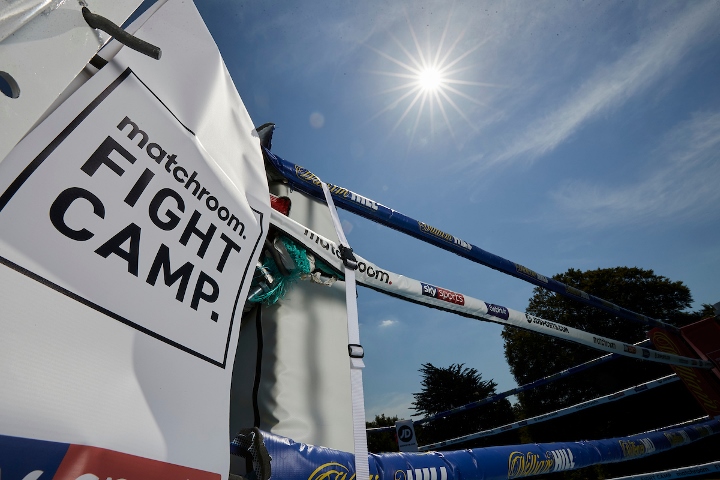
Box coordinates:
[270,211,714,370]
[319,181,369,480]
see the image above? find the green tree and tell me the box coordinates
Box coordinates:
[502,266,716,478]
[365,414,399,454]
[411,363,518,449]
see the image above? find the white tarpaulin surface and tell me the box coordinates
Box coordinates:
[0,0,144,161]
[230,186,354,454]
[0,0,269,478]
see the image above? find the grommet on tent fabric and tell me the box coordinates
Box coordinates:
[348,344,364,359]
[81,7,162,60]
[338,244,358,270]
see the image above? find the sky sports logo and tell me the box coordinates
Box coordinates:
[485,302,509,320]
[421,283,465,306]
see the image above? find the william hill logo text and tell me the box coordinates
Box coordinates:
[507,449,575,478]
[418,222,471,250]
[294,166,379,211]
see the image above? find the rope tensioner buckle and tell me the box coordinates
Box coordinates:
[348,344,364,359]
[338,244,358,270]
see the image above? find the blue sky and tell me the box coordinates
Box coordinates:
[178,0,720,421]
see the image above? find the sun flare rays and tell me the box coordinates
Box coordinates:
[367,7,496,148]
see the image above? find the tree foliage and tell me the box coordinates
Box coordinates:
[365,414,399,454]
[411,363,518,448]
[502,267,705,415]
[502,266,716,478]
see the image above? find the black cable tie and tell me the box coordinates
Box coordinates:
[338,244,358,270]
[82,7,162,60]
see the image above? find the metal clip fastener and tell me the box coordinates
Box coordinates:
[338,244,358,270]
[348,344,364,359]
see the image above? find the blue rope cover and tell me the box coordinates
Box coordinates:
[252,418,720,480]
[264,149,677,332]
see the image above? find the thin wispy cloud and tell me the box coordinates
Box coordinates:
[489,2,719,169]
[379,319,398,328]
[550,111,720,227]
[365,391,415,421]
[239,2,406,75]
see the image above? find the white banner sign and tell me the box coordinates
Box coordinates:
[0,0,269,478]
[0,69,261,366]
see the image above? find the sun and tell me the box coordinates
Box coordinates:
[418,67,443,91]
[367,8,496,148]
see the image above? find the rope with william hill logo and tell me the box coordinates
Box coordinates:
[269,210,713,370]
[264,149,678,332]
[255,418,720,480]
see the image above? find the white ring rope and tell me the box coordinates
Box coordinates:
[420,374,679,450]
[635,416,710,435]
[608,461,720,480]
[270,211,714,370]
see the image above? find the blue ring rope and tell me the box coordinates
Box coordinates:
[367,339,651,433]
[265,149,677,332]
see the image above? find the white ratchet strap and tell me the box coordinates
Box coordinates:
[319,180,369,480]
